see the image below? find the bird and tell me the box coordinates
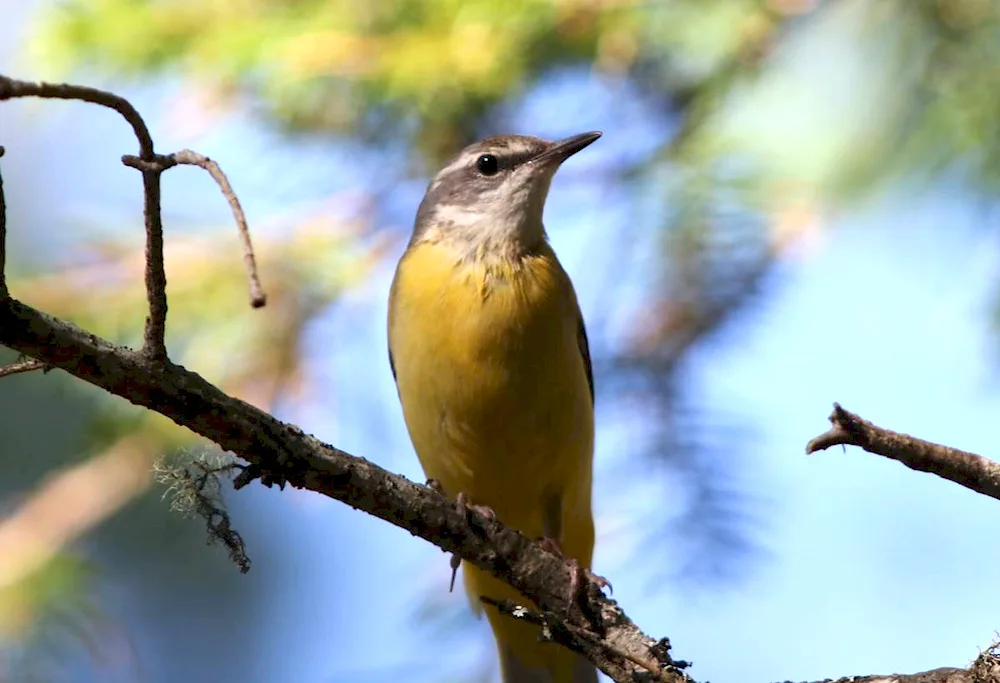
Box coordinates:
[387,131,603,683]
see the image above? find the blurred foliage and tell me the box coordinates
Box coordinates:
[0,555,128,683]
[33,0,1000,188]
[30,0,1000,364]
[9,0,1000,676]
[33,0,788,163]
[0,555,93,644]
[19,212,380,428]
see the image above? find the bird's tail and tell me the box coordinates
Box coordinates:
[499,644,598,683]
[464,565,598,683]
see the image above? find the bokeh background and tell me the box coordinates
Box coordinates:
[2,1,1000,681]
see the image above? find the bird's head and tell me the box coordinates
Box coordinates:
[411,131,601,259]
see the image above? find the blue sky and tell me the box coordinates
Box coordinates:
[3,2,1000,682]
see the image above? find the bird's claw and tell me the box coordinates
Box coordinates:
[455,492,496,523]
[449,553,461,592]
[537,536,612,615]
[445,491,496,593]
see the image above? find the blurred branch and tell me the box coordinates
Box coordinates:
[618,252,773,376]
[807,403,1000,503]
[0,436,154,590]
[0,74,687,683]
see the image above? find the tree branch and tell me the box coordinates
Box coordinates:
[0,295,687,683]
[806,403,1000,503]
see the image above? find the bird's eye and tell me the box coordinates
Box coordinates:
[476,154,499,176]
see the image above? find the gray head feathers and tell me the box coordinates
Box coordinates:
[410,132,601,258]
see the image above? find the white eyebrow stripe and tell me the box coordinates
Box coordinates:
[504,141,537,157]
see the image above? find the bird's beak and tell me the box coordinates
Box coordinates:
[531,131,602,167]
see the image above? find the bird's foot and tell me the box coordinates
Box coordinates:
[455,492,497,524]
[537,536,612,615]
[427,483,496,593]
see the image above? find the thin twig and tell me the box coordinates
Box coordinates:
[141,167,168,360]
[174,150,266,308]
[0,77,154,156]
[0,75,168,361]
[0,358,45,378]
[124,150,267,308]
[807,403,1000,503]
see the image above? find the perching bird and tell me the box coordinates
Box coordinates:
[388,131,602,683]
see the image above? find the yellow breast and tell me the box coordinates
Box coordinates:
[388,239,596,680]
[387,239,594,542]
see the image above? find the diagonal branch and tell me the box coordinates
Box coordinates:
[0,297,689,683]
[806,403,1000,503]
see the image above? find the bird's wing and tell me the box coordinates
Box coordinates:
[388,269,401,393]
[577,315,594,404]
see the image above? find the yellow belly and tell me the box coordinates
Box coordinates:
[388,240,595,678]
